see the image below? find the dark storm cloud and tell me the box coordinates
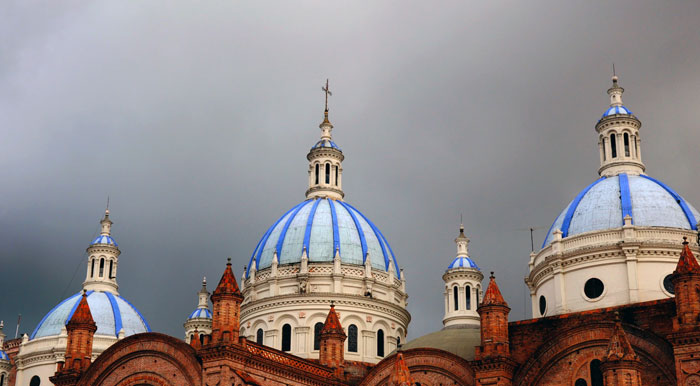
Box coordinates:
[2,1,700,340]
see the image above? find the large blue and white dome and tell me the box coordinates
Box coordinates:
[542,173,699,247]
[247,197,399,277]
[31,291,150,340]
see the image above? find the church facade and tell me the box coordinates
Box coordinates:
[1,75,700,386]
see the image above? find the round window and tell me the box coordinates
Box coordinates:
[539,295,547,316]
[584,278,604,299]
[663,274,675,295]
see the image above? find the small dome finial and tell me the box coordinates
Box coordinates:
[490,271,495,279]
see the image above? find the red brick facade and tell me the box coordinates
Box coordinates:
[46,245,700,386]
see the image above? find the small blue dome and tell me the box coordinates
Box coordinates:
[602,105,632,118]
[31,291,150,340]
[311,139,342,151]
[448,257,479,270]
[543,174,700,247]
[91,235,118,246]
[248,198,399,277]
[0,350,8,361]
[188,308,212,319]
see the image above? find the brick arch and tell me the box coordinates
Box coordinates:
[77,332,202,386]
[359,348,474,386]
[513,322,675,385]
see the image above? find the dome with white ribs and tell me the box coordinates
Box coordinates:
[247,197,399,277]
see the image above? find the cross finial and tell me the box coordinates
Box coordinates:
[322,79,332,112]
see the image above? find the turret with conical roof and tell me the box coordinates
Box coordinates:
[52,291,97,385]
[671,237,700,329]
[319,304,346,372]
[210,259,244,344]
[600,320,643,386]
[389,352,414,386]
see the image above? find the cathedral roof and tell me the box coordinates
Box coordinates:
[447,257,479,270]
[601,105,633,118]
[311,139,342,151]
[67,292,95,326]
[90,235,118,246]
[188,308,212,319]
[247,198,400,278]
[481,273,507,307]
[31,291,150,340]
[321,304,345,336]
[542,173,699,247]
[401,326,480,360]
[213,260,242,298]
[674,238,700,274]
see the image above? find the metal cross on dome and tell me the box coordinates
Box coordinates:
[322,79,332,112]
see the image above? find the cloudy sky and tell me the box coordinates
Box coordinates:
[2,1,700,340]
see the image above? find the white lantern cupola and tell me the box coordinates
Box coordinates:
[83,209,121,294]
[442,223,483,328]
[306,80,345,201]
[596,75,645,177]
[184,277,212,344]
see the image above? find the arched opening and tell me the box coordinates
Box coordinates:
[602,139,606,161]
[281,324,292,352]
[453,286,459,310]
[334,165,338,186]
[633,135,638,157]
[377,329,385,357]
[610,133,617,158]
[109,260,114,279]
[91,259,95,278]
[1,374,5,386]
[199,334,204,345]
[624,133,630,156]
[348,324,358,353]
[189,334,194,343]
[465,285,472,310]
[313,322,324,351]
[575,379,587,386]
[476,287,480,304]
[99,258,105,277]
[325,162,330,184]
[256,328,264,345]
[315,164,319,184]
[30,376,41,386]
[590,359,603,386]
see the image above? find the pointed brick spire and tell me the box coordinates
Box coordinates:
[481,272,507,307]
[68,291,96,327]
[674,237,700,275]
[605,321,638,362]
[389,352,414,386]
[321,304,345,336]
[213,258,243,298]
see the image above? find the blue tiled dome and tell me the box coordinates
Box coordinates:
[188,308,212,319]
[602,105,632,118]
[91,235,118,246]
[542,174,700,247]
[248,198,399,277]
[448,257,479,270]
[311,139,342,151]
[0,350,8,361]
[31,291,150,339]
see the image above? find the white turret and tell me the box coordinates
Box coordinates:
[83,209,121,294]
[184,277,212,344]
[442,223,483,328]
[305,80,345,200]
[596,74,645,176]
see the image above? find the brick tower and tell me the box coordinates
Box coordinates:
[474,272,516,385]
[600,320,643,386]
[669,237,700,385]
[50,291,97,386]
[389,351,414,386]
[319,303,346,374]
[210,258,244,344]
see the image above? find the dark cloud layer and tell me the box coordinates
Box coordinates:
[2,1,700,340]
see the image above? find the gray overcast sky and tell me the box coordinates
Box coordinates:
[2,1,700,340]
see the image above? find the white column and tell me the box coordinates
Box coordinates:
[294,326,309,357]
[362,330,375,359]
